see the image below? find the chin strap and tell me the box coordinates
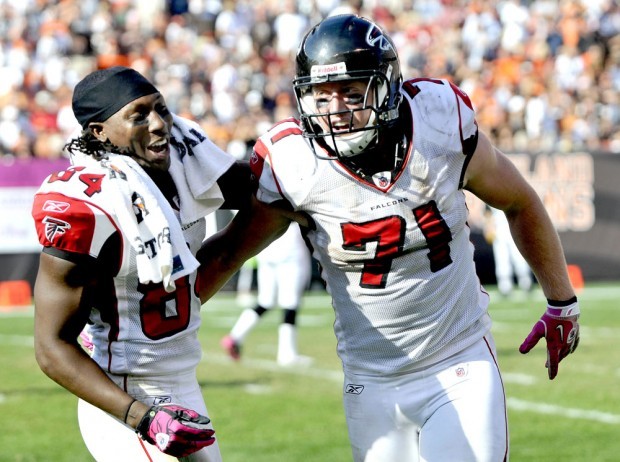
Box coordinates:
[393,134,406,170]
[342,133,407,184]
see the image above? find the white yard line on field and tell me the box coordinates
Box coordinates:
[0,307,34,317]
[507,397,620,425]
[0,334,33,346]
[501,372,537,385]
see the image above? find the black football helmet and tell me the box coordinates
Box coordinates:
[293,14,402,159]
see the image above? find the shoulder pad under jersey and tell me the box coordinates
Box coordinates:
[250,118,318,207]
[401,78,478,154]
[32,166,118,257]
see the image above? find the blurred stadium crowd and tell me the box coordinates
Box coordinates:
[0,0,619,161]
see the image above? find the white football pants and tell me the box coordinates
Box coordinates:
[343,334,509,462]
[78,369,221,462]
[256,256,310,309]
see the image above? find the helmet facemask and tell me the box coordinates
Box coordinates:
[295,70,395,158]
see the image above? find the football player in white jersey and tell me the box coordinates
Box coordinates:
[221,221,312,366]
[197,15,580,462]
[31,67,251,461]
[484,205,533,297]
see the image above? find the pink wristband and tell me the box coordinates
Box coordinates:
[547,302,580,317]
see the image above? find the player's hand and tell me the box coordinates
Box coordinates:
[136,404,215,457]
[519,299,580,380]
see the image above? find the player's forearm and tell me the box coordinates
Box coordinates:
[34,337,145,425]
[197,198,292,303]
[506,200,574,301]
[196,233,245,303]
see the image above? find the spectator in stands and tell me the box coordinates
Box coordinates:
[0,1,619,160]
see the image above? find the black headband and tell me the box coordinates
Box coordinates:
[72,66,159,128]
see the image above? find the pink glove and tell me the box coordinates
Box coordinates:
[136,404,216,457]
[519,298,580,380]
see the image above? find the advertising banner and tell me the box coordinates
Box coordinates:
[466,151,620,282]
[0,158,70,254]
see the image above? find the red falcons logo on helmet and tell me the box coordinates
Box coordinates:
[42,216,71,243]
[366,25,394,52]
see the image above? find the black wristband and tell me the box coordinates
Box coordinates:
[124,399,138,424]
[547,296,578,307]
[136,405,159,438]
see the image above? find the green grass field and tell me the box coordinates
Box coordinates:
[0,283,618,461]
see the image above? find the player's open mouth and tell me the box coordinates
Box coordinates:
[148,141,169,154]
[332,122,352,132]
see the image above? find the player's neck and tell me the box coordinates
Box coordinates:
[341,126,406,179]
[145,168,179,210]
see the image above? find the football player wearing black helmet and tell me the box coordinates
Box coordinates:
[293,14,404,177]
[197,14,580,462]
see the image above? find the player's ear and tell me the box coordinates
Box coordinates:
[88,122,106,142]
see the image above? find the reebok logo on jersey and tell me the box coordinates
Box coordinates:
[42,200,70,213]
[42,216,71,243]
[152,395,172,405]
[345,384,364,395]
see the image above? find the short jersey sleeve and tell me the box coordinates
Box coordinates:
[402,78,478,156]
[250,118,305,207]
[250,118,320,210]
[32,190,118,259]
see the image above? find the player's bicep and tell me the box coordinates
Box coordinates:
[218,160,253,211]
[464,131,534,213]
[34,252,93,344]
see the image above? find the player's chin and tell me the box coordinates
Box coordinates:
[145,146,171,168]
